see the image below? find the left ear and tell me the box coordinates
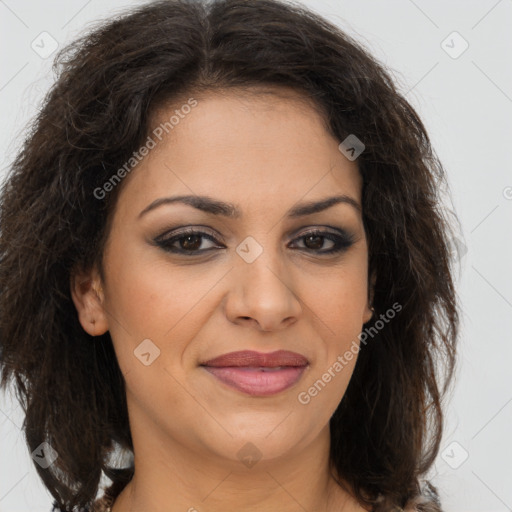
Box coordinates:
[362,268,376,324]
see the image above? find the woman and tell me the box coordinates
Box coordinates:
[0,0,460,510]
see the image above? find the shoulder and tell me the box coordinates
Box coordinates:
[372,479,443,512]
[51,502,91,512]
[51,499,109,512]
[51,502,89,512]
[403,479,443,512]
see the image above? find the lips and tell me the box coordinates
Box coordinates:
[201,350,309,368]
[200,350,309,396]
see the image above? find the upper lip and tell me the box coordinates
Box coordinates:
[201,350,309,368]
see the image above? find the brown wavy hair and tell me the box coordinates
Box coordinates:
[0,0,460,510]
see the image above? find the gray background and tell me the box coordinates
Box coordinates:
[1,0,511,510]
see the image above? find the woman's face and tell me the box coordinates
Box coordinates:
[73,88,373,468]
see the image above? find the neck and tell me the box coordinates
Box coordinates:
[111,412,360,512]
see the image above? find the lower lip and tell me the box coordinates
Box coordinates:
[202,366,307,396]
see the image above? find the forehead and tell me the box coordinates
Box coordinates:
[115,88,362,219]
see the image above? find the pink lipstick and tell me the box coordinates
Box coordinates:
[201,350,309,396]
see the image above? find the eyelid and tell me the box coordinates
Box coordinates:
[154,225,224,243]
[290,224,353,238]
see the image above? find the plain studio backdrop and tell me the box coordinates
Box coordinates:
[0,1,511,511]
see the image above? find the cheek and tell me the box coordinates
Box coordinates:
[102,245,225,372]
[311,265,368,334]
[296,278,366,421]
[102,255,210,414]
[104,242,201,333]
[303,266,368,397]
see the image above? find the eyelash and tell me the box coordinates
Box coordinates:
[154,227,356,256]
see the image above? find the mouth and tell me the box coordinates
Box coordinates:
[200,350,309,397]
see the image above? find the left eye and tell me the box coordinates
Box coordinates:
[289,229,355,254]
[155,228,355,255]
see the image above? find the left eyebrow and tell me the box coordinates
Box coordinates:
[137,194,361,219]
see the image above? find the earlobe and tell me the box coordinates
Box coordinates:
[363,269,377,324]
[363,303,374,325]
[70,266,109,336]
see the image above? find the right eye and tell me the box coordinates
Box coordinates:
[155,228,225,255]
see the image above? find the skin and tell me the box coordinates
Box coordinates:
[71,87,375,512]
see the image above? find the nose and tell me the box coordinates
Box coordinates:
[223,248,303,332]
